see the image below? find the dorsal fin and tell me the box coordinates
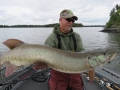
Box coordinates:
[3,39,24,49]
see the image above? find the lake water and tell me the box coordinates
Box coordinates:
[0,27,120,73]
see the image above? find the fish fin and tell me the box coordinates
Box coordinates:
[3,39,24,49]
[88,68,95,84]
[33,62,48,70]
[5,61,18,77]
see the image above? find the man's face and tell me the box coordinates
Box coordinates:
[60,17,75,33]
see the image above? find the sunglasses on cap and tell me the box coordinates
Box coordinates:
[63,18,75,23]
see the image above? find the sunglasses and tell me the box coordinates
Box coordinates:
[64,18,75,23]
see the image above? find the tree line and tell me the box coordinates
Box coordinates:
[106,4,120,28]
[0,23,83,28]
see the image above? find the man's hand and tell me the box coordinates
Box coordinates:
[33,62,48,70]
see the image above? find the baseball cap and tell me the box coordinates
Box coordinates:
[60,9,78,20]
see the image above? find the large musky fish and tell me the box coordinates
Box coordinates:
[0,39,117,83]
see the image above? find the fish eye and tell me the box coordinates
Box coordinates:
[104,53,106,55]
[88,56,91,59]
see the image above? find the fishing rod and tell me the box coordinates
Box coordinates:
[102,67,120,79]
[82,71,120,90]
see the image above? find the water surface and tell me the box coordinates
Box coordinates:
[0,27,120,73]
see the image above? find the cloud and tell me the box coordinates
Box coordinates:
[0,0,120,25]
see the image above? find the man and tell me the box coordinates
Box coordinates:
[44,9,84,90]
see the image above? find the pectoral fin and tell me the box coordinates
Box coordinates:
[5,61,18,77]
[33,62,48,70]
[88,68,95,84]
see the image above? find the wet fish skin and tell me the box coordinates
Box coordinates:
[0,39,117,83]
[0,42,117,74]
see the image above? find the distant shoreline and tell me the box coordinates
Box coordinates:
[0,23,105,28]
[0,25,105,28]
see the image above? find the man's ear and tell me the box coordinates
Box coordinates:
[59,18,62,22]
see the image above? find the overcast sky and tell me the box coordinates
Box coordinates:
[0,0,120,25]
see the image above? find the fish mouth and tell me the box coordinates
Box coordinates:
[107,50,117,63]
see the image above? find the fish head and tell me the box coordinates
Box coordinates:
[97,48,117,65]
[105,48,117,63]
[88,48,117,67]
[87,48,117,84]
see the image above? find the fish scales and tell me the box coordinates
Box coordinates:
[0,44,91,73]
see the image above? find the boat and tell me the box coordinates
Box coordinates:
[0,65,120,90]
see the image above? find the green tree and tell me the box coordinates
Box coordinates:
[105,4,120,28]
[115,4,119,10]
